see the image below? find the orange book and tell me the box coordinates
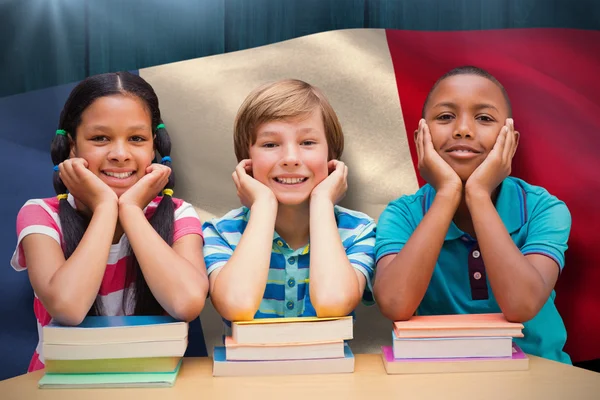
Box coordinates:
[393,313,524,338]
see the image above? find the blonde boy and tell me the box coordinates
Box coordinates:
[203,79,376,331]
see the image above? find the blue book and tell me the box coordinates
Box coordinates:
[43,316,188,345]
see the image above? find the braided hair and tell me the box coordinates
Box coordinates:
[50,71,175,316]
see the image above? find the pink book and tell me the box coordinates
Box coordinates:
[393,313,524,338]
[381,343,529,374]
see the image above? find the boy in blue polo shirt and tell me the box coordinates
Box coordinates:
[374,66,571,363]
[203,79,376,333]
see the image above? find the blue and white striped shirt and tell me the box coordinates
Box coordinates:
[203,205,376,331]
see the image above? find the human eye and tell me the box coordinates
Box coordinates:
[130,135,147,142]
[476,115,496,122]
[301,140,317,146]
[90,135,108,142]
[436,113,454,121]
[261,142,278,148]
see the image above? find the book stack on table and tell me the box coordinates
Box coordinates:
[39,316,188,388]
[381,313,529,374]
[213,316,355,377]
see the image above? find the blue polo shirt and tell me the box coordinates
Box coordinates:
[375,177,571,364]
[203,205,376,337]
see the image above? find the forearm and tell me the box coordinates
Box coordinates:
[467,191,549,321]
[309,197,361,317]
[119,205,207,321]
[211,200,277,321]
[48,204,118,324]
[374,192,460,321]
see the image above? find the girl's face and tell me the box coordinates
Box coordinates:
[70,94,155,197]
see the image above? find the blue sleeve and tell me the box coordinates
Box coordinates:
[374,196,420,263]
[202,221,234,275]
[520,194,571,270]
[345,219,377,305]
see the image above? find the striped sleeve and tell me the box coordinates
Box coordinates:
[11,199,62,271]
[202,220,235,276]
[172,201,203,243]
[338,209,377,305]
[521,193,571,270]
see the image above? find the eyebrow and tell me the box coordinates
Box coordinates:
[432,102,499,113]
[89,124,150,132]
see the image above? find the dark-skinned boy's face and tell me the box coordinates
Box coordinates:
[423,74,511,182]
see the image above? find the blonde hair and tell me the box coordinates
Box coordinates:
[233,79,344,161]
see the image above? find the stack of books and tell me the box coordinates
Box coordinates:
[213,316,355,376]
[38,316,188,388]
[381,313,529,374]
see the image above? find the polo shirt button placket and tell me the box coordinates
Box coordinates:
[468,246,488,300]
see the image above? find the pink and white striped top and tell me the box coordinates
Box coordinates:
[10,194,203,372]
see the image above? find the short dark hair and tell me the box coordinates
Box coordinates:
[421,66,512,118]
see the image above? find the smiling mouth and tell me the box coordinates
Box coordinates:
[102,171,135,179]
[274,177,308,185]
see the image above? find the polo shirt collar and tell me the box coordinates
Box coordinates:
[423,177,527,242]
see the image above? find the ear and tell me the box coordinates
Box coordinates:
[512,130,520,157]
[68,134,76,158]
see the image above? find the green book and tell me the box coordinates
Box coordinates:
[38,359,182,389]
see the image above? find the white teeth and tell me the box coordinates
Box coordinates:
[276,177,306,184]
[104,171,134,179]
[452,149,473,153]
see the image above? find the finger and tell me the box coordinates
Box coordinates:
[509,119,519,160]
[493,126,508,156]
[502,119,514,161]
[423,122,435,154]
[61,160,76,181]
[232,171,241,190]
[70,158,89,169]
[327,159,338,174]
[343,164,348,182]
[58,162,74,189]
[416,120,424,161]
[72,160,90,179]
[236,160,251,178]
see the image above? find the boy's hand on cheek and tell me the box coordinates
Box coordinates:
[58,158,117,213]
[416,119,462,197]
[310,160,348,205]
[232,159,276,209]
[119,164,171,210]
[466,118,518,198]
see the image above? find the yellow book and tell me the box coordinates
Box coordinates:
[232,316,353,345]
[45,357,182,374]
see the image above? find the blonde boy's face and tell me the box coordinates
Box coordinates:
[424,74,511,181]
[249,109,329,206]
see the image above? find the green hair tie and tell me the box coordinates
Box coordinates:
[55,129,67,136]
[155,123,165,131]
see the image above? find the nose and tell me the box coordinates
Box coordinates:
[281,143,300,167]
[108,140,131,162]
[453,114,474,139]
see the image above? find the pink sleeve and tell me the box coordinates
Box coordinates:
[172,200,203,243]
[11,199,62,271]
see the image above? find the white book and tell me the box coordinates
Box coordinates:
[43,316,188,344]
[213,343,354,377]
[225,337,345,361]
[43,338,188,360]
[231,316,353,345]
[393,332,514,359]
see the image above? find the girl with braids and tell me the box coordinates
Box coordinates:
[10,72,208,372]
